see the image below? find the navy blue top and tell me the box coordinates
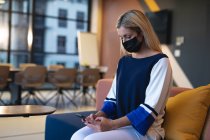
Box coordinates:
[116,53,168,118]
[101,53,170,136]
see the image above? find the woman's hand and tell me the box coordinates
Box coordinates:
[83,111,107,123]
[85,117,114,132]
[83,113,97,124]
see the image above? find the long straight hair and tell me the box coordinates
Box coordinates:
[116,10,162,54]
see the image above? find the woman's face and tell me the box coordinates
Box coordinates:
[117,26,139,43]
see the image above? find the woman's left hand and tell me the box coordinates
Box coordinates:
[85,117,114,132]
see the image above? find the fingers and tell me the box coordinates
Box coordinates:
[90,113,97,120]
[85,122,101,132]
[85,113,97,124]
[95,117,103,121]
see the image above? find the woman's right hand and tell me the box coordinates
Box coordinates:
[83,113,97,124]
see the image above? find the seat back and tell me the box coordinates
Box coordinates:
[79,68,100,87]
[0,63,13,70]
[0,66,10,88]
[48,68,77,88]
[48,65,64,71]
[22,65,47,87]
[96,79,113,110]
[19,63,37,71]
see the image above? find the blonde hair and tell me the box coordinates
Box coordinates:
[116,10,162,54]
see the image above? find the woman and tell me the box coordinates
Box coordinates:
[71,9,172,140]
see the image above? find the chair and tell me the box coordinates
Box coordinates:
[46,68,77,108]
[15,65,47,105]
[48,65,64,71]
[0,66,10,105]
[77,68,100,105]
[0,63,13,69]
[19,63,37,71]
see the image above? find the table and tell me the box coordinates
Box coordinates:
[0,105,56,117]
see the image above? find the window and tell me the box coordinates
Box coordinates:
[57,36,66,53]
[58,9,67,28]
[0,0,90,68]
[33,35,42,51]
[76,11,84,29]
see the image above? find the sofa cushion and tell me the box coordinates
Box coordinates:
[163,85,210,140]
[201,108,210,140]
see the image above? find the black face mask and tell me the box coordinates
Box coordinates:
[122,37,142,53]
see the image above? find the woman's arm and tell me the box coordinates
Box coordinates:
[85,76,117,124]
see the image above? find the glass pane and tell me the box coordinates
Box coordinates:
[0,11,8,62]
[33,16,88,67]
[0,51,7,63]
[0,0,90,68]
[0,0,9,10]
[12,0,30,13]
[11,13,30,51]
[10,51,29,68]
[35,0,89,21]
[44,53,79,68]
[0,11,9,51]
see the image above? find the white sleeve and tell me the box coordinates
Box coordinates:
[105,74,117,103]
[144,57,172,114]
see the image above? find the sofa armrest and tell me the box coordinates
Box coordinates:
[95,79,113,110]
[170,87,192,97]
[201,108,210,140]
[45,111,96,140]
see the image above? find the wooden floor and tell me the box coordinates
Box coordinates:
[0,90,96,140]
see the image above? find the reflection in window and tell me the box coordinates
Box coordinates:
[58,9,67,28]
[0,11,9,50]
[0,0,8,10]
[57,36,66,53]
[76,11,84,29]
[11,13,29,51]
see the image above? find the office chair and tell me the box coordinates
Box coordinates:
[77,68,100,105]
[48,65,64,71]
[15,65,47,105]
[0,66,10,105]
[46,68,77,108]
[19,63,37,71]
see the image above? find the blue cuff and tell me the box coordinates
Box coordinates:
[127,106,155,136]
[101,101,117,118]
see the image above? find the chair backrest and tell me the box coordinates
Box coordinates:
[48,65,64,71]
[22,65,47,87]
[0,63,13,70]
[0,66,10,88]
[96,79,113,110]
[79,68,100,87]
[19,63,37,71]
[48,68,77,88]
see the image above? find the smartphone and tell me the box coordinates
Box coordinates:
[75,113,87,121]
